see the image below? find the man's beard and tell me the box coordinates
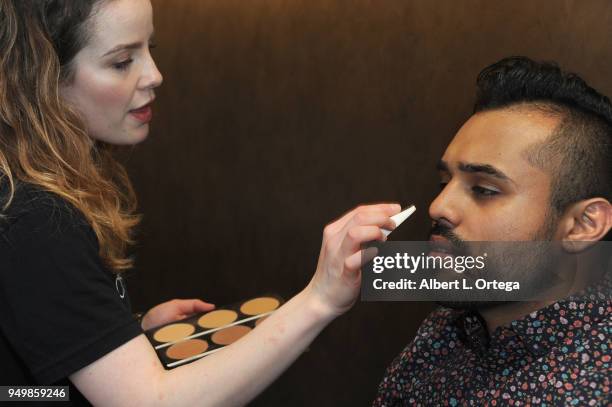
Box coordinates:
[433,212,559,311]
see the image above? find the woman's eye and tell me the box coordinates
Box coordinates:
[472,186,499,197]
[438,182,448,190]
[148,42,157,50]
[112,58,133,71]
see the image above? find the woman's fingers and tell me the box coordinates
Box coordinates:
[338,224,386,261]
[173,299,216,316]
[344,246,379,273]
[324,203,401,238]
[324,205,400,252]
[322,204,401,267]
[333,207,398,255]
[309,203,401,315]
[347,210,398,232]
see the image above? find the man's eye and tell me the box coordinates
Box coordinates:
[472,186,499,197]
[113,59,133,71]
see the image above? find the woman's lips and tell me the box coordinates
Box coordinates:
[129,105,153,123]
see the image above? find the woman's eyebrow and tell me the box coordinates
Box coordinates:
[101,32,155,57]
[102,42,142,57]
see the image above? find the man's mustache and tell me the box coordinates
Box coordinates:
[429,222,465,255]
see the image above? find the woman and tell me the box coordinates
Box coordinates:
[0,0,399,405]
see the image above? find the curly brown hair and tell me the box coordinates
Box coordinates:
[0,0,140,272]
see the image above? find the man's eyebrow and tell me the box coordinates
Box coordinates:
[459,162,511,181]
[436,160,449,172]
[437,160,513,183]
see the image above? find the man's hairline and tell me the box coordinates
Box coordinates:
[470,103,566,172]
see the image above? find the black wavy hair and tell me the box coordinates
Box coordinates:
[473,57,612,240]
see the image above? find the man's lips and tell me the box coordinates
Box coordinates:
[428,235,456,256]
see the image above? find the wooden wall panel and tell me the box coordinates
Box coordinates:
[124,1,612,405]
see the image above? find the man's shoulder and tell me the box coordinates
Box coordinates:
[372,307,465,404]
[393,306,463,363]
[565,312,611,362]
[414,306,462,339]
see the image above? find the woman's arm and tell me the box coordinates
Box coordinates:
[70,203,400,406]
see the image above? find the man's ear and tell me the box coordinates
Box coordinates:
[559,198,612,252]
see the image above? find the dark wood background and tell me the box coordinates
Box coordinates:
[123,1,612,405]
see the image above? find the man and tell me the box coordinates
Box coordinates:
[373,57,611,406]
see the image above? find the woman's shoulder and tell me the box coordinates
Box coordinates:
[0,180,90,238]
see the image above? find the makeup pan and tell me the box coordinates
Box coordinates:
[240,297,280,315]
[153,323,195,343]
[211,325,251,345]
[198,309,238,328]
[145,294,283,369]
[166,339,209,360]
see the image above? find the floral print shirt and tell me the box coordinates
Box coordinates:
[373,278,611,406]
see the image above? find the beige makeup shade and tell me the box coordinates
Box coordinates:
[153,323,195,343]
[211,325,252,345]
[240,297,280,316]
[197,309,238,329]
[166,339,209,360]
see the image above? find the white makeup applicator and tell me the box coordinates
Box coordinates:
[382,205,416,238]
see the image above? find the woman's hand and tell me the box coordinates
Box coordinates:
[74,203,400,406]
[305,203,401,318]
[140,299,215,331]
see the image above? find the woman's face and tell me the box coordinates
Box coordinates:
[61,0,163,145]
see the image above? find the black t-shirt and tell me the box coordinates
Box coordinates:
[0,182,143,405]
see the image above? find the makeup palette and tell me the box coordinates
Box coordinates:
[145,295,283,369]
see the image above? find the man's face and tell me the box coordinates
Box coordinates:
[429,108,566,308]
[430,108,560,242]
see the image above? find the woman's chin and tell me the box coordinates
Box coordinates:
[127,126,150,144]
[91,125,150,145]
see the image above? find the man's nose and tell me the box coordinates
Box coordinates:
[429,182,461,229]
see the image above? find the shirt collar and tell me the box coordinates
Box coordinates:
[507,272,611,357]
[456,272,612,357]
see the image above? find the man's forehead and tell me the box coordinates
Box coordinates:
[441,109,560,176]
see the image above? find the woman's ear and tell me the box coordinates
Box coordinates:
[561,199,612,252]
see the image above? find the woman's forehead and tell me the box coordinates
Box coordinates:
[86,0,154,53]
